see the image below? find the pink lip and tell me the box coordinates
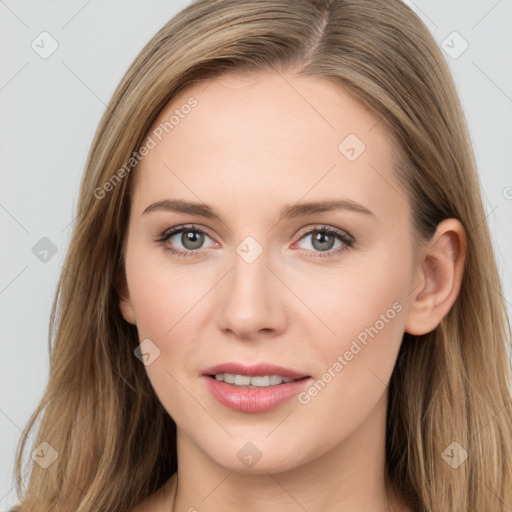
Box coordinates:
[202,362,309,380]
[203,376,311,413]
[202,362,311,413]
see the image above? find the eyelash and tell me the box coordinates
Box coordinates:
[155,224,354,259]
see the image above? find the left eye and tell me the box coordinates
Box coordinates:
[294,227,352,253]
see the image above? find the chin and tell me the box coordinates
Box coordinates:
[199,436,309,475]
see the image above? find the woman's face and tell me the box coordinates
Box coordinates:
[120,70,421,473]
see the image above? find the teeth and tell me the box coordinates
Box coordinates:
[214,373,299,387]
[223,373,235,384]
[252,375,270,386]
[235,374,251,386]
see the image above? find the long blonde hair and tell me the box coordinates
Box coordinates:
[12,0,512,510]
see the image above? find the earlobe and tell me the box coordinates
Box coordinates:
[404,218,467,336]
[116,272,137,325]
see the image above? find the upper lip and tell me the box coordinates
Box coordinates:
[202,362,310,380]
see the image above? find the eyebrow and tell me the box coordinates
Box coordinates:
[142,198,375,220]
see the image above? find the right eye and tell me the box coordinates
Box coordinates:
[156,224,217,257]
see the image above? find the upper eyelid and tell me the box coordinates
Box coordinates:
[160,223,353,246]
[294,224,353,241]
[161,223,214,240]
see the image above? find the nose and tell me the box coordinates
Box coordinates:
[215,249,287,340]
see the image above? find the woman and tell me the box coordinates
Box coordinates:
[11,0,512,511]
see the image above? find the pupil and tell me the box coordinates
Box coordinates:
[313,231,334,251]
[182,230,204,250]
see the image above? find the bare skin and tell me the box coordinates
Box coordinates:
[122,69,466,512]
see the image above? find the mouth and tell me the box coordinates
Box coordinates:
[202,362,312,413]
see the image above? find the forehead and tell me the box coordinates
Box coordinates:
[132,70,407,222]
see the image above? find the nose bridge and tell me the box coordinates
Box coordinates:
[216,238,285,337]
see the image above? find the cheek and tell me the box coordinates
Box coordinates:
[291,247,409,400]
[124,235,211,339]
[124,249,209,425]
[298,245,410,351]
[124,242,215,407]
[293,252,409,428]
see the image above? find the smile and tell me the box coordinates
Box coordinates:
[211,373,299,387]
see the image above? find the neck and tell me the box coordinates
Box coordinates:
[163,392,409,512]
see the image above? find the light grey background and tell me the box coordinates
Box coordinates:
[1,1,511,510]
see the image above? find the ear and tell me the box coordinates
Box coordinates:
[404,218,467,335]
[116,271,137,325]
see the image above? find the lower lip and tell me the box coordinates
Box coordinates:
[203,375,311,413]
